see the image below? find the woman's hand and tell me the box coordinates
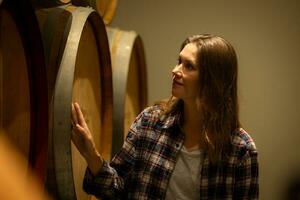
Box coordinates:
[71,102,103,175]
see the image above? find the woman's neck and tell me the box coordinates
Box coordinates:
[182,100,203,128]
[181,100,205,150]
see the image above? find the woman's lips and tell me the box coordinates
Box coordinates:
[172,80,183,86]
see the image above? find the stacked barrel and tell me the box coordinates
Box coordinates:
[0,0,147,199]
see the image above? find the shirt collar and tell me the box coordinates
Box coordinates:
[160,109,182,130]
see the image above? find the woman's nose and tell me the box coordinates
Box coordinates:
[172,65,182,77]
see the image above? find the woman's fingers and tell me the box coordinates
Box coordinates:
[72,123,86,138]
[71,123,96,160]
[71,103,78,126]
[73,102,87,127]
[72,123,86,142]
[71,125,87,157]
[71,102,96,158]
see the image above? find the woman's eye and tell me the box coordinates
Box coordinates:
[177,57,195,70]
[185,63,194,70]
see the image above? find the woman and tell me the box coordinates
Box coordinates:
[71,34,259,199]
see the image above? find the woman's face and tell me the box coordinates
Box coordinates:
[172,43,200,102]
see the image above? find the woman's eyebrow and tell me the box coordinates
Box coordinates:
[180,55,196,66]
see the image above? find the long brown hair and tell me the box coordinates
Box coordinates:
[161,34,240,163]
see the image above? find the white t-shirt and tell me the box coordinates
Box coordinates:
[165,146,203,200]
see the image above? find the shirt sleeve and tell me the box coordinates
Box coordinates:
[82,109,144,199]
[234,149,259,200]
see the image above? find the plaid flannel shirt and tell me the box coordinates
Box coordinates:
[83,105,259,199]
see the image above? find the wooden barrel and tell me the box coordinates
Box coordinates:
[72,0,117,25]
[106,27,148,156]
[0,0,49,182]
[36,5,113,200]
